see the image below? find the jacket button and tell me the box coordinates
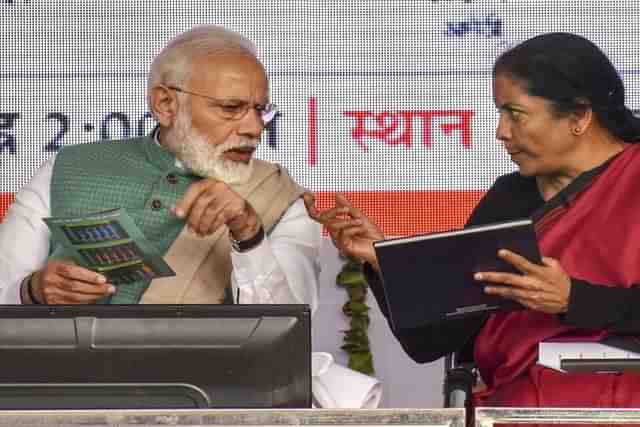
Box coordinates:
[151,199,162,210]
[166,173,178,184]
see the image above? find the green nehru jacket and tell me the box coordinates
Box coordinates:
[49,136,201,303]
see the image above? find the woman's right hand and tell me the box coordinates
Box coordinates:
[303,192,385,271]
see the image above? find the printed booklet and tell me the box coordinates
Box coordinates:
[44,208,175,284]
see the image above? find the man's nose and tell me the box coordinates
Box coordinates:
[237,108,265,138]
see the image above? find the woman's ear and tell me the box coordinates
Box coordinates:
[569,103,593,136]
[149,85,179,127]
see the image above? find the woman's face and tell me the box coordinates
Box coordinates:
[493,73,577,177]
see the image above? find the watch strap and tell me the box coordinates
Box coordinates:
[230,226,265,252]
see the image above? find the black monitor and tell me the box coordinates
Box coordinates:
[0,304,311,409]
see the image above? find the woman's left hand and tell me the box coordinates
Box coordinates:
[474,249,571,314]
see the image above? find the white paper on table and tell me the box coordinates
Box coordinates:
[311,352,382,408]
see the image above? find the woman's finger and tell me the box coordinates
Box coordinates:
[498,249,542,275]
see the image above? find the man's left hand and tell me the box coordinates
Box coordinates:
[474,249,571,314]
[173,178,261,240]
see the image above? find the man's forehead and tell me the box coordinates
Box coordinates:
[190,52,268,97]
[193,51,262,68]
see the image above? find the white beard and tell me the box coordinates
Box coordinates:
[163,107,258,184]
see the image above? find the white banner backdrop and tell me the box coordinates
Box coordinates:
[3,0,640,408]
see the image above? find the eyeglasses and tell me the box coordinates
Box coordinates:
[167,86,279,124]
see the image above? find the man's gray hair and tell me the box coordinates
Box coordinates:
[147,25,258,109]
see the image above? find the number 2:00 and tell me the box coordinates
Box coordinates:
[45,112,156,152]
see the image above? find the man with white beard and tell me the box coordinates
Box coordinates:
[0,25,321,307]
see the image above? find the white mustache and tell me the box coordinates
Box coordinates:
[219,138,259,151]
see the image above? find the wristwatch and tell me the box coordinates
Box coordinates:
[230,226,265,252]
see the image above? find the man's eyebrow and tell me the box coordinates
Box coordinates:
[214,98,269,105]
[213,98,249,103]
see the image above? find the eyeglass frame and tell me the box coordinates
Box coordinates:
[166,85,279,124]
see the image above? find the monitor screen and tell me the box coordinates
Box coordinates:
[0,304,311,409]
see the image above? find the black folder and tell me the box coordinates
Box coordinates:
[373,218,541,330]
